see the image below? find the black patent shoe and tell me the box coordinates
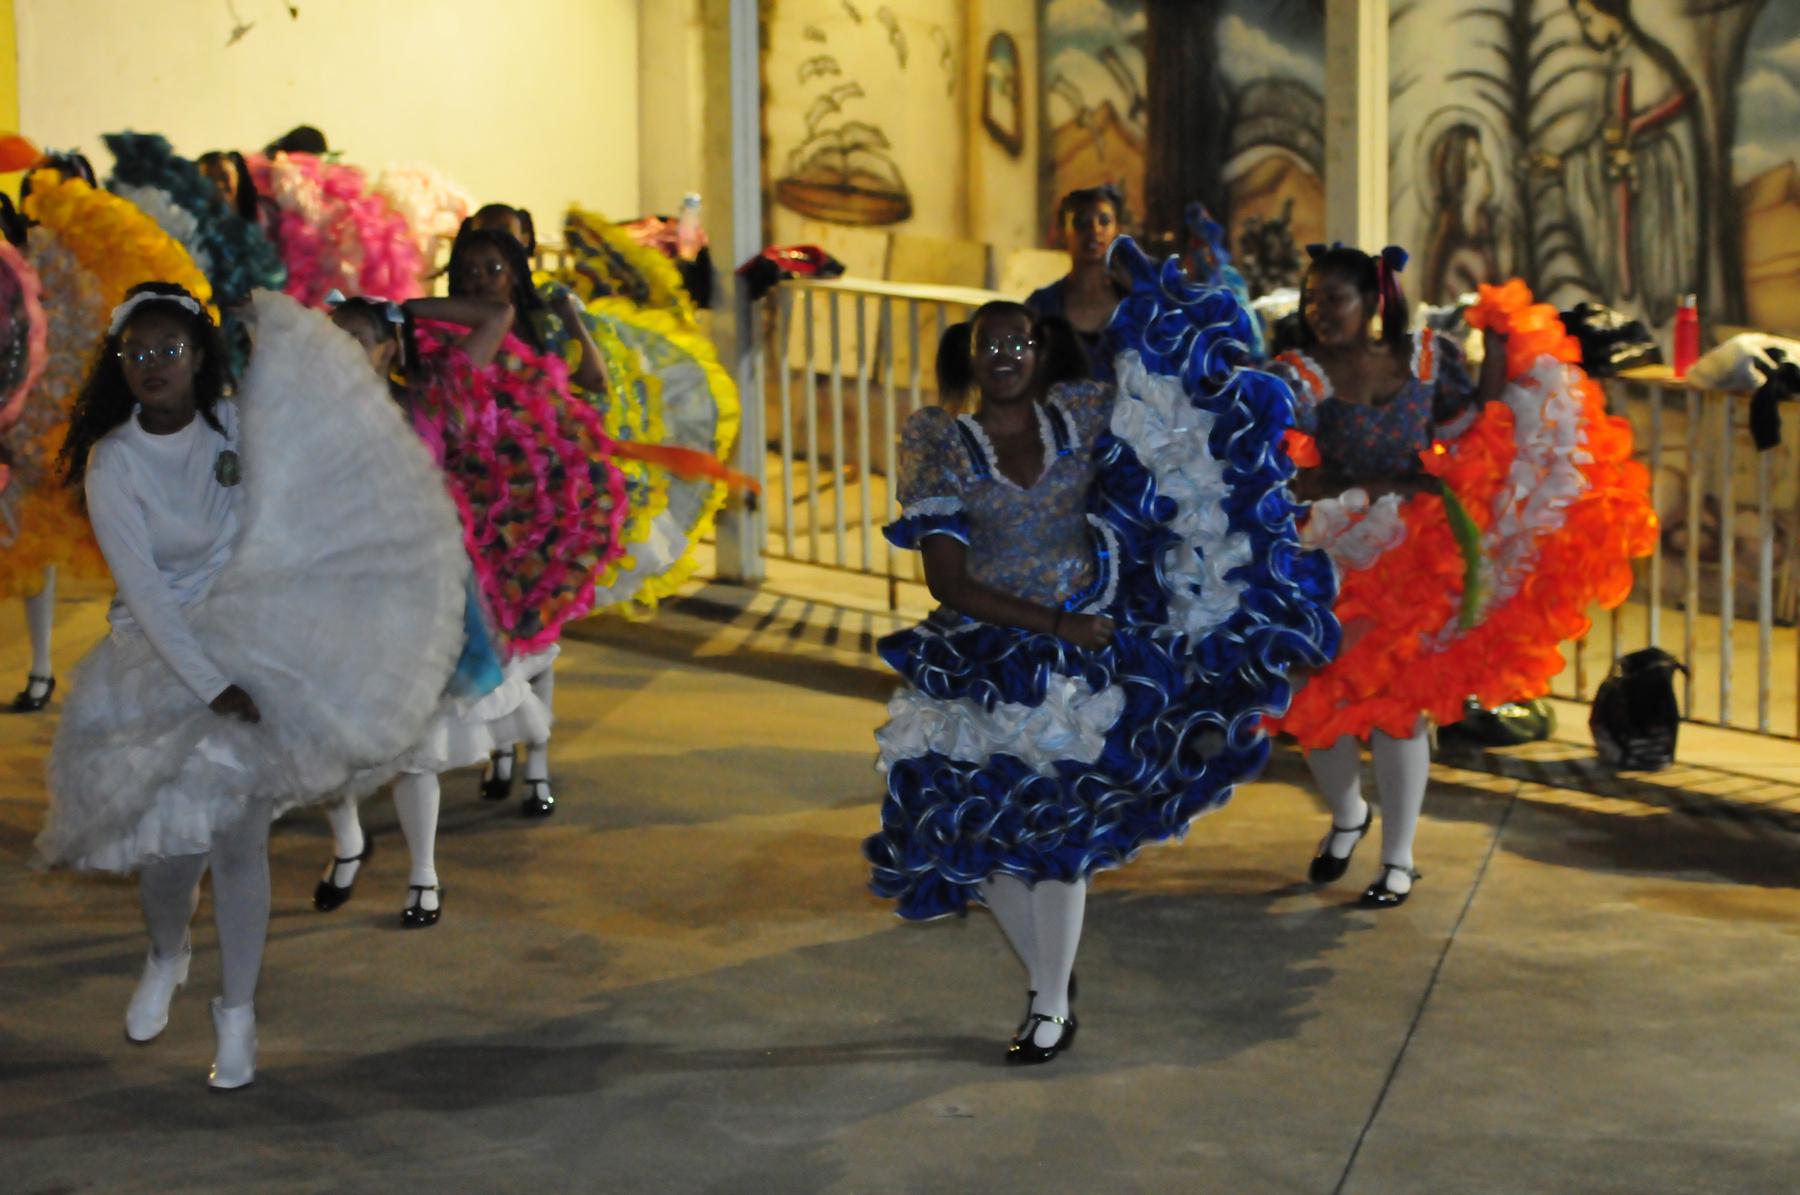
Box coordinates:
[520,778,555,818]
[9,674,54,713]
[1013,972,1079,1041]
[480,750,516,801]
[1359,864,1421,909]
[401,884,443,929]
[1308,805,1372,884]
[1007,1013,1077,1065]
[312,837,374,912]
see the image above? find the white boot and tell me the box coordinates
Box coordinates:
[208,998,256,1090]
[124,943,191,1043]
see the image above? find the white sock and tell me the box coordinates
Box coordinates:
[486,749,515,783]
[25,568,55,683]
[1370,724,1431,895]
[1306,735,1370,859]
[1027,879,1086,1046]
[524,741,551,793]
[982,874,1039,992]
[394,772,441,911]
[321,797,365,887]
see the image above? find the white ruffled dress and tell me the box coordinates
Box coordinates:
[37,291,467,872]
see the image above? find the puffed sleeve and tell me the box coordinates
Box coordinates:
[1049,380,1116,450]
[1266,354,1322,435]
[84,449,231,705]
[883,406,970,550]
[1427,329,1480,430]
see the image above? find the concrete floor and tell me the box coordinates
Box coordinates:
[4,585,1800,1194]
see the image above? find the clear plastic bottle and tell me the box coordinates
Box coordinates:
[675,193,703,262]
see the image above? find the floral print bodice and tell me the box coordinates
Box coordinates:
[885,382,1115,607]
[1271,329,1477,479]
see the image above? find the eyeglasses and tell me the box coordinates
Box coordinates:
[117,343,189,368]
[977,334,1037,359]
[455,260,510,281]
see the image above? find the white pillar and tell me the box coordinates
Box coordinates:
[702,0,766,583]
[1324,0,1389,250]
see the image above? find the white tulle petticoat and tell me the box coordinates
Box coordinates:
[37,290,467,872]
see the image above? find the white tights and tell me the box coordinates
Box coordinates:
[981,874,1086,1047]
[1306,724,1431,891]
[139,810,270,1010]
[25,567,56,678]
[324,772,442,892]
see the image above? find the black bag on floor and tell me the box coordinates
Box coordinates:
[1590,648,1686,771]
[1443,697,1556,746]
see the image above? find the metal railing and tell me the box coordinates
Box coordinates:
[1557,375,1799,739]
[749,275,1000,601]
[734,280,1795,738]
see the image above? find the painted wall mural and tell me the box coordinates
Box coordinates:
[1037,1,1322,292]
[764,0,964,234]
[1391,0,1794,337]
[1040,0,1147,230]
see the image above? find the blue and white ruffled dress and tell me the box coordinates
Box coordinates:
[864,239,1339,920]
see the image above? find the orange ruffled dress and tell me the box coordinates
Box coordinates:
[1267,280,1656,749]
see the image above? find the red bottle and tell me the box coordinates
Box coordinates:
[1672,293,1700,378]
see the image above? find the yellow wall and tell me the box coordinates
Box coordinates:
[14,0,638,231]
[0,0,17,197]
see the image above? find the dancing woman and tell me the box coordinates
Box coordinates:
[37,284,465,1086]
[445,226,621,814]
[312,293,552,927]
[867,244,1335,1063]
[1268,245,1654,905]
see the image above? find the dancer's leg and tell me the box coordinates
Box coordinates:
[139,851,207,961]
[524,665,553,782]
[128,851,207,1040]
[981,873,1039,989]
[1026,878,1086,1047]
[521,666,555,814]
[320,796,366,885]
[26,567,55,679]
[1369,724,1431,895]
[208,811,271,1011]
[393,771,442,915]
[1305,734,1370,860]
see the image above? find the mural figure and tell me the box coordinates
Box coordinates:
[1531,0,1706,325]
[1420,122,1502,303]
[1041,0,1147,239]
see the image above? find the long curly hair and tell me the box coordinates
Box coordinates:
[59,282,230,494]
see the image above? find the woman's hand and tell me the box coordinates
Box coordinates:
[1058,612,1116,651]
[1293,469,1440,504]
[209,684,263,724]
[550,287,585,327]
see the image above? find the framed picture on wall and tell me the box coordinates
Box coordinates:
[983,32,1025,158]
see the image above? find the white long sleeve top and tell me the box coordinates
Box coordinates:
[83,403,242,704]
